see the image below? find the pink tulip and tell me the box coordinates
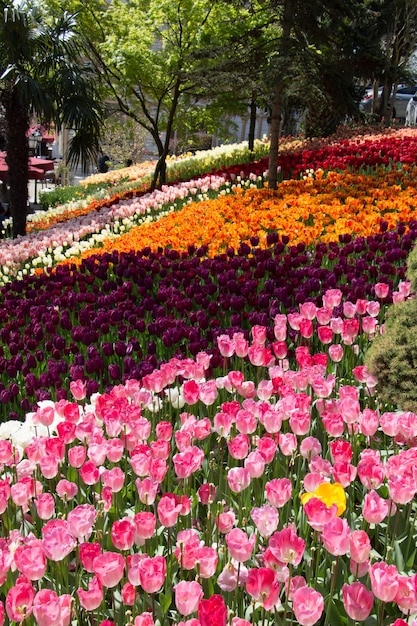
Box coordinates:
[250,505,279,538]
[246,567,280,610]
[127,554,147,587]
[388,474,416,505]
[136,477,159,505]
[198,594,227,626]
[374,282,390,299]
[235,409,258,434]
[70,379,87,400]
[349,558,369,578]
[173,446,204,479]
[138,555,166,594]
[33,589,72,626]
[78,460,100,485]
[362,490,391,524]
[303,498,338,532]
[42,520,77,561]
[227,434,249,459]
[320,410,345,436]
[0,480,10,515]
[14,544,47,581]
[286,575,307,600]
[133,613,155,626]
[93,552,125,588]
[269,525,305,566]
[370,562,399,602]
[227,467,251,493]
[217,335,235,358]
[225,528,256,562]
[157,493,183,527]
[101,467,125,493]
[342,582,373,621]
[34,492,55,520]
[6,581,35,622]
[247,344,272,366]
[195,546,218,578]
[77,575,103,611]
[394,575,417,614]
[252,325,267,344]
[361,315,378,334]
[197,483,216,505]
[257,436,277,463]
[233,332,249,357]
[39,454,59,479]
[231,618,251,626]
[321,517,350,556]
[67,445,86,468]
[328,344,344,362]
[213,411,234,437]
[265,478,292,508]
[215,509,236,534]
[134,512,156,543]
[155,421,173,441]
[332,461,357,487]
[292,586,324,626]
[182,380,200,405]
[67,504,96,541]
[357,457,385,490]
[300,437,322,460]
[217,560,248,591]
[56,479,78,501]
[349,530,371,564]
[11,481,31,510]
[121,582,137,606]
[278,432,297,456]
[79,542,102,573]
[244,450,266,478]
[317,325,333,344]
[111,516,136,551]
[199,380,218,405]
[174,580,203,616]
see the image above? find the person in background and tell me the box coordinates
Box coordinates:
[0,182,9,205]
[98,154,110,173]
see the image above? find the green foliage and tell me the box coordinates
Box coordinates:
[366,243,417,411]
[100,112,148,165]
[38,182,103,210]
[405,241,417,293]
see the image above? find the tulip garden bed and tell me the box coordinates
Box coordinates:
[0,126,416,626]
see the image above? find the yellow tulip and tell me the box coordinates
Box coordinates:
[301,482,346,516]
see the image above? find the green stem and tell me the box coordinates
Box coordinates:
[324,557,339,626]
[281,563,293,625]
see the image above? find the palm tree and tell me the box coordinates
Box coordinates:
[0,0,103,238]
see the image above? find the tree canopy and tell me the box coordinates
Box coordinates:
[0,0,103,237]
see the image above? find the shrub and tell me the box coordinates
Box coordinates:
[366,242,417,411]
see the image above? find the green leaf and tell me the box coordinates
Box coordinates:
[328,599,348,626]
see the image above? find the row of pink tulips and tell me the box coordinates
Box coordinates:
[0,287,415,626]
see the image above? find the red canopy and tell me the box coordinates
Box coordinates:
[0,154,54,182]
[29,157,55,173]
[0,164,8,182]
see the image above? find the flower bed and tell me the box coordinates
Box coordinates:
[68,167,417,262]
[0,126,417,626]
[0,294,416,626]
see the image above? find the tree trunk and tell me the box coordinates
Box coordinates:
[151,79,181,190]
[267,84,282,190]
[267,0,294,190]
[5,87,29,238]
[248,98,257,153]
